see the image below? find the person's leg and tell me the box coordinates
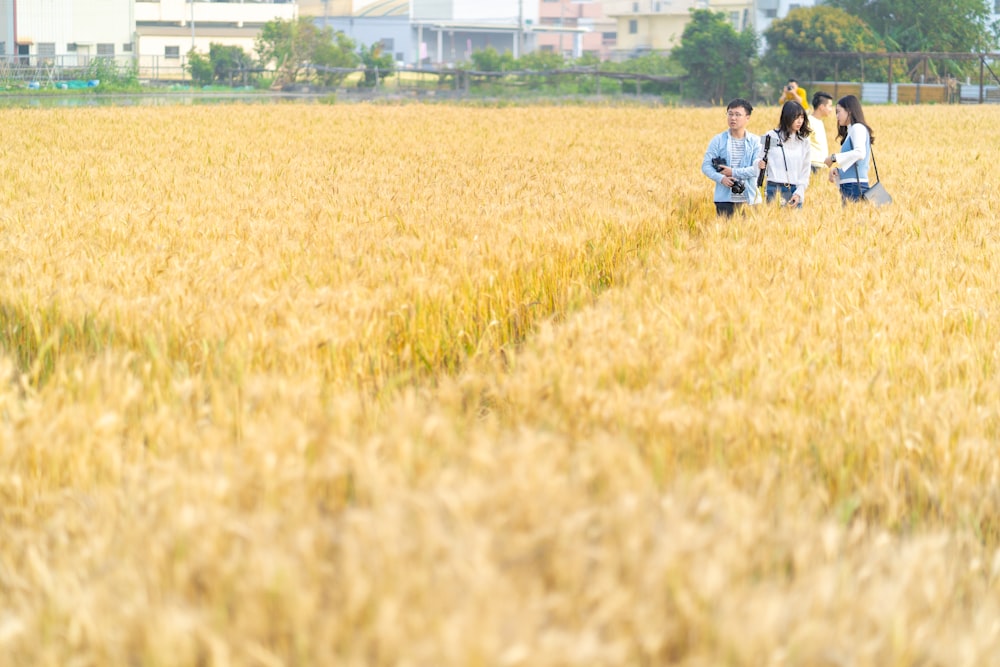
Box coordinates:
[715,202,736,217]
[839,182,863,204]
[781,184,794,205]
[765,183,778,203]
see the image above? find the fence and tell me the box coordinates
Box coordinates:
[0,54,137,86]
[782,51,1000,105]
[3,51,1000,105]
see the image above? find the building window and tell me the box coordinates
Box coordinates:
[380,38,394,51]
[729,12,739,29]
[540,45,555,52]
[789,3,801,9]
[764,8,777,17]
[632,2,638,11]
[629,19,638,34]
[165,46,180,59]
[38,42,56,57]
[995,0,1000,12]
[0,42,6,56]
[602,31,617,43]
[97,43,115,56]
[67,42,78,52]
[123,43,133,53]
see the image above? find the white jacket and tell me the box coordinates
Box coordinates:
[762,129,812,202]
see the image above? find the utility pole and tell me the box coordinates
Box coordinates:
[190,0,195,52]
[517,0,523,58]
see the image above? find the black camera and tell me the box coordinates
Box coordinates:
[786,85,793,91]
[711,157,746,195]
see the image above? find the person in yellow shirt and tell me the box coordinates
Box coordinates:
[778,79,808,107]
[807,91,834,173]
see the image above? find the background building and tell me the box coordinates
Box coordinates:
[535,0,616,60]
[605,0,753,57]
[753,0,817,37]
[0,0,134,65]
[134,0,298,79]
[313,0,411,65]
[135,0,297,78]
[316,0,541,66]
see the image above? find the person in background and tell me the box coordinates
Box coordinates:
[758,100,812,208]
[701,98,764,217]
[823,94,874,203]
[807,91,834,173]
[778,78,809,107]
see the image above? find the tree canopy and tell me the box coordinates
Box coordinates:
[255,17,358,88]
[671,9,758,103]
[823,0,1000,52]
[763,6,886,83]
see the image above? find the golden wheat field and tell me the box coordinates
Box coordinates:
[1,100,999,666]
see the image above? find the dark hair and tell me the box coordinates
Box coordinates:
[727,98,753,116]
[778,100,811,140]
[835,94,875,146]
[787,79,798,85]
[811,91,833,110]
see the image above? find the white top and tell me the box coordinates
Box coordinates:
[808,113,829,168]
[763,129,812,202]
[833,123,870,175]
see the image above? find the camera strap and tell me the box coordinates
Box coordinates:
[770,130,791,185]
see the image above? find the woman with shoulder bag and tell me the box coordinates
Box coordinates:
[823,95,874,203]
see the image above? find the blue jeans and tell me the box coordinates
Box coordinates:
[839,181,869,203]
[765,183,801,208]
[715,202,745,217]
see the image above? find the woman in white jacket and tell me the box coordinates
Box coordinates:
[758,100,812,208]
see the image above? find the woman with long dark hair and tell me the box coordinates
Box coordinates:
[758,100,812,208]
[823,95,874,203]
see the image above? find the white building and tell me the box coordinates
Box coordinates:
[135,0,297,79]
[752,0,818,37]
[0,0,134,64]
[412,0,540,62]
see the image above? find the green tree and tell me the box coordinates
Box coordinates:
[671,9,758,103]
[469,46,516,72]
[314,31,360,87]
[603,52,682,95]
[517,50,565,71]
[824,0,999,52]
[185,49,213,87]
[208,44,254,85]
[357,43,394,88]
[763,6,887,84]
[255,17,357,88]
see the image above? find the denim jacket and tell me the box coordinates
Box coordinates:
[836,124,871,185]
[701,129,764,204]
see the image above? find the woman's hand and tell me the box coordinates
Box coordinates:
[828,167,839,184]
[788,194,801,207]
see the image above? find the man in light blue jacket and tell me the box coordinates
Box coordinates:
[701,98,764,217]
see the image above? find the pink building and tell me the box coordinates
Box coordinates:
[535,0,616,60]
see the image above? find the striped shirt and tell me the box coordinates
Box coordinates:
[729,136,747,203]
